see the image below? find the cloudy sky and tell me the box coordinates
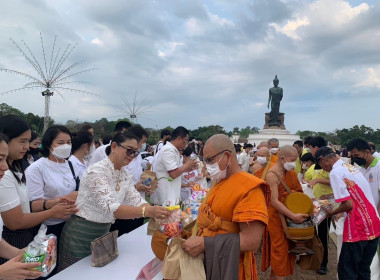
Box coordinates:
[0,0,379,134]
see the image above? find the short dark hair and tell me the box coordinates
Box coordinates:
[303,136,313,145]
[245,144,253,149]
[300,153,315,163]
[31,131,39,142]
[81,124,92,131]
[0,133,7,144]
[369,142,376,152]
[161,129,171,139]
[309,136,327,148]
[129,125,149,142]
[105,131,138,156]
[41,125,71,157]
[114,121,132,133]
[293,140,303,148]
[171,126,189,140]
[71,131,94,154]
[183,147,194,157]
[347,138,371,152]
[102,135,113,145]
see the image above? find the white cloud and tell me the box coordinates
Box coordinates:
[354,67,380,89]
[270,16,310,40]
[91,38,103,46]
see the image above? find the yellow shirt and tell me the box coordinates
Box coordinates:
[295,148,308,175]
[306,164,333,198]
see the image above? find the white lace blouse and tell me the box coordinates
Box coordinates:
[76,157,147,223]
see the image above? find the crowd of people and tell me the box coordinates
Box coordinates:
[0,114,378,280]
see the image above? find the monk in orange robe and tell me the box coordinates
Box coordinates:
[183,134,269,280]
[261,145,308,280]
[252,147,274,179]
[268,138,280,164]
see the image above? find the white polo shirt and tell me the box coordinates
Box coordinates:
[0,170,30,214]
[359,157,380,208]
[125,154,144,198]
[238,150,250,172]
[151,142,181,206]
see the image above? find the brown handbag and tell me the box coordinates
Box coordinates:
[90,230,119,267]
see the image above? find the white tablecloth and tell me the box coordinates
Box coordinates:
[51,223,163,280]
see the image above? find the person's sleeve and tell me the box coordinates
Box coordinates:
[321,170,330,179]
[26,164,45,201]
[89,146,106,166]
[162,149,179,172]
[237,154,243,165]
[233,186,268,225]
[0,172,20,212]
[86,170,121,214]
[329,172,350,203]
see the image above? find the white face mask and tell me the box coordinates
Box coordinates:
[51,144,72,159]
[206,153,229,180]
[138,143,147,153]
[257,156,267,165]
[284,161,296,171]
[302,163,308,170]
[270,148,279,154]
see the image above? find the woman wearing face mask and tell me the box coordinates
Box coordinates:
[0,117,77,264]
[69,131,94,180]
[25,125,79,241]
[22,131,41,169]
[57,132,170,271]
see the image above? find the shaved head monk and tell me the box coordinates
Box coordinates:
[261,145,308,280]
[251,147,274,179]
[182,134,269,280]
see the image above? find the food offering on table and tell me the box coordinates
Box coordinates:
[311,198,335,225]
[22,224,57,277]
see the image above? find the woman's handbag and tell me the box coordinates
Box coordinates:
[90,230,119,267]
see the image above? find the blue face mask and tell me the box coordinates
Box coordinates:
[138,143,147,153]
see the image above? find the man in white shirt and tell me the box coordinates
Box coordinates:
[238,144,253,172]
[348,138,380,280]
[151,126,198,206]
[89,121,131,166]
[369,142,380,159]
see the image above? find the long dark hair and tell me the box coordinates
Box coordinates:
[41,125,71,157]
[105,132,138,156]
[0,115,31,184]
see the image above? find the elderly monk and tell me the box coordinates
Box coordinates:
[268,138,280,164]
[252,147,274,179]
[261,145,309,280]
[182,134,269,280]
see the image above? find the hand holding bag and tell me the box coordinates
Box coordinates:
[90,230,119,267]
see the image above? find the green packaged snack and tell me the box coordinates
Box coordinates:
[22,224,57,277]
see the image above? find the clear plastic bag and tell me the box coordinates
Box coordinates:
[311,198,334,225]
[22,224,57,277]
[157,205,183,237]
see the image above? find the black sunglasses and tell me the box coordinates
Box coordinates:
[117,143,139,157]
[203,150,231,164]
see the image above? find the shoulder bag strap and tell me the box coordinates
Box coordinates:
[68,160,80,191]
[268,170,292,194]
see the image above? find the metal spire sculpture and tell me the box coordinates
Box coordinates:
[111,93,153,124]
[0,33,97,132]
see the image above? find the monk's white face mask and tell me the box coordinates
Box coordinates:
[206,152,229,180]
[257,156,267,165]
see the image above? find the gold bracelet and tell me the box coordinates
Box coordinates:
[142,206,146,218]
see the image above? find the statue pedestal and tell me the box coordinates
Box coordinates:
[247,113,300,146]
[264,113,286,130]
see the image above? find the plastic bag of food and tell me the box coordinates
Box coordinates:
[22,224,57,277]
[311,198,334,225]
[157,205,183,238]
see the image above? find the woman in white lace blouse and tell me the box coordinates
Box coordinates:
[58,132,170,271]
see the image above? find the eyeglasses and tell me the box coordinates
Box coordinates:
[117,143,139,158]
[203,150,231,164]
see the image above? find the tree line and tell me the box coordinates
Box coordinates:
[0,103,379,148]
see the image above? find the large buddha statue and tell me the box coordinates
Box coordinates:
[267,75,283,127]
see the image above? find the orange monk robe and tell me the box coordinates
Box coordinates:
[269,152,280,164]
[254,162,274,180]
[261,170,303,277]
[196,172,269,280]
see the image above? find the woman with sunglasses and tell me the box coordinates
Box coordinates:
[57,132,170,271]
